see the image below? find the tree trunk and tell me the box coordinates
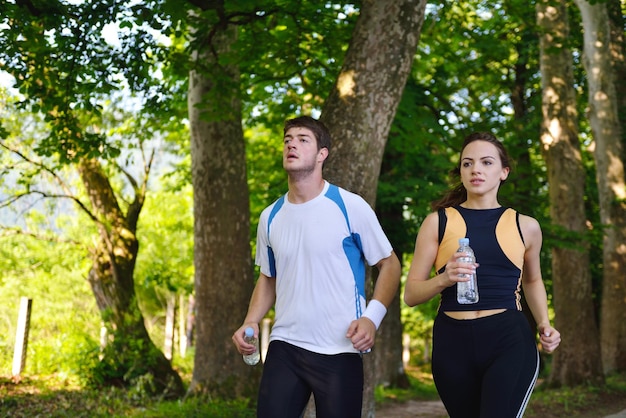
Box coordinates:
[319,0,427,415]
[375,171,410,389]
[574,0,626,374]
[536,0,604,386]
[186,15,260,399]
[506,12,541,347]
[374,275,410,389]
[607,0,626,158]
[78,158,184,397]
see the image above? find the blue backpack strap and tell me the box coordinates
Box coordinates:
[266,195,285,278]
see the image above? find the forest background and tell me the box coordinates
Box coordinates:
[0,0,625,417]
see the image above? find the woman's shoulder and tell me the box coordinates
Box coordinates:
[418,211,441,237]
[423,210,441,224]
[516,212,542,239]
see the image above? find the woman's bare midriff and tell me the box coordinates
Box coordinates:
[444,308,507,320]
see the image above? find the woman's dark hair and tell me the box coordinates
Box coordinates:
[283,116,332,154]
[431,132,512,210]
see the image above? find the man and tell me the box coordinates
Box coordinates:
[232,115,401,418]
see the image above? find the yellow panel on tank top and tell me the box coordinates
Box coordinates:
[435,207,466,272]
[495,209,525,270]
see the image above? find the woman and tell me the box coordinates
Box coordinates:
[404,132,561,418]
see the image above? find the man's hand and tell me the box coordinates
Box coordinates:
[232,324,259,355]
[346,317,376,352]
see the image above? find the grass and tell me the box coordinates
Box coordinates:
[524,372,626,418]
[375,366,626,418]
[0,375,255,418]
[375,367,441,406]
[1,370,626,417]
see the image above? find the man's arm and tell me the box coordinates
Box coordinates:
[346,251,401,352]
[232,273,276,354]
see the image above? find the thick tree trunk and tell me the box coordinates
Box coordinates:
[374,270,410,389]
[536,0,604,386]
[574,0,626,374]
[186,19,259,399]
[375,169,410,389]
[506,13,543,345]
[318,0,427,415]
[322,0,426,204]
[78,158,184,396]
[607,0,626,158]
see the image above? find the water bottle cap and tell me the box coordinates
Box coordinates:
[459,237,469,245]
[244,327,254,337]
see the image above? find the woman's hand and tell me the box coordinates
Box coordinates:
[444,251,479,287]
[538,323,561,353]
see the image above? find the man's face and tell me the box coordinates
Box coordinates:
[282,127,326,175]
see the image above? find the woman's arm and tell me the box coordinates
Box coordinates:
[520,214,561,353]
[404,212,466,306]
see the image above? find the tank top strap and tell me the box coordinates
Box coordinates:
[435,207,467,273]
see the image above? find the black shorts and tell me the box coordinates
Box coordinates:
[432,309,539,418]
[257,340,364,418]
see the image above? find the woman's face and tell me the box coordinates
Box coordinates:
[460,140,509,197]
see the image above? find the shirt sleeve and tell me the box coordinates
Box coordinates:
[342,190,393,266]
[255,209,272,277]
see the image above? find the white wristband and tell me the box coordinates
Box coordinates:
[362,299,387,330]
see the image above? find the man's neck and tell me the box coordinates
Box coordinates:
[287,176,325,204]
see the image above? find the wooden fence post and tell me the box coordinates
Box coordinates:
[164,295,175,361]
[12,297,33,377]
[261,318,271,363]
[178,293,187,357]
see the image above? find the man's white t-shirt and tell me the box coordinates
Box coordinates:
[255,181,393,355]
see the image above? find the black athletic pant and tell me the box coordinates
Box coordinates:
[432,309,539,418]
[257,340,364,418]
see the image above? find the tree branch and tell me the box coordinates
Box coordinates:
[0,140,99,222]
[0,224,86,248]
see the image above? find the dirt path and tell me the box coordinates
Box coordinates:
[376,400,626,418]
[376,400,448,418]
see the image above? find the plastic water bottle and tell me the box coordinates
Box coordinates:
[456,238,479,304]
[243,327,260,365]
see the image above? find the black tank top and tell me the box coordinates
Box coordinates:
[436,206,526,312]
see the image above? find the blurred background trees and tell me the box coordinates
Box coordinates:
[0,0,624,414]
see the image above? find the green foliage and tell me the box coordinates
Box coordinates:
[0,0,613,406]
[526,372,626,417]
[2,372,626,417]
[0,234,100,377]
[245,124,286,256]
[378,78,453,257]
[0,0,178,164]
[133,185,194,356]
[375,369,440,406]
[0,375,256,418]
[126,397,255,418]
[135,185,194,291]
[400,294,438,366]
[235,2,359,126]
[87,315,183,399]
